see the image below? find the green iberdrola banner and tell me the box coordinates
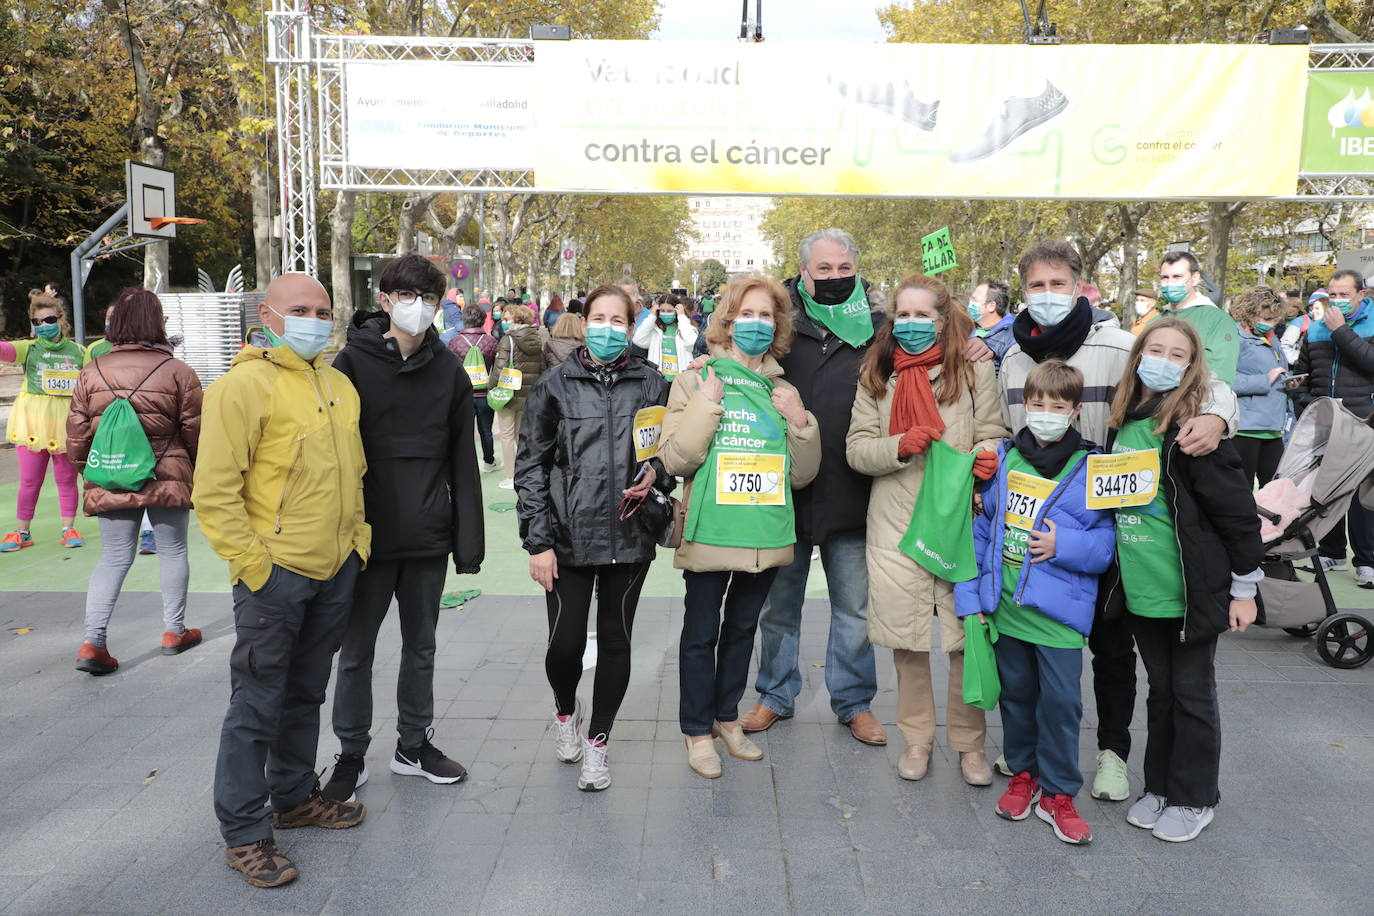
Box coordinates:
[1301,71,1374,175]
[534,41,1308,199]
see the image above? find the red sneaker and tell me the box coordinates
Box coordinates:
[75,642,119,675]
[162,628,203,656]
[996,771,1040,821]
[1036,793,1093,845]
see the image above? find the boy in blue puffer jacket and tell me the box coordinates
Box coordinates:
[956,359,1116,846]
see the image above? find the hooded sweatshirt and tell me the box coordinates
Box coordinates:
[193,339,370,591]
[332,311,485,573]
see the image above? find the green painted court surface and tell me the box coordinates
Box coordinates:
[0,468,834,599]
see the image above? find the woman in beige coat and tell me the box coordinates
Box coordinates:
[659,275,822,779]
[846,274,1006,786]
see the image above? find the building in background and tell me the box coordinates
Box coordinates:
[685,197,775,276]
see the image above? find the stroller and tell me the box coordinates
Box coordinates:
[1253,398,1374,668]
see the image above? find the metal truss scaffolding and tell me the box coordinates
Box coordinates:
[266,12,1374,276]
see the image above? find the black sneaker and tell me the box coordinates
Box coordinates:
[390,728,467,785]
[322,752,368,803]
[948,81,1068,164]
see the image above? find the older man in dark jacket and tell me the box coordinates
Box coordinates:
[325,254,485,803]
[739,228,889,746]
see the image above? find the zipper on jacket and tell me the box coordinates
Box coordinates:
[1164,443,1189,644]
[1012,460,1077,606]
[606,383,618,564]
[274,438,307,534]
[307,366,348,572]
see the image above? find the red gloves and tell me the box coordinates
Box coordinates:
[898,426,942,459]
[972,449,999,481]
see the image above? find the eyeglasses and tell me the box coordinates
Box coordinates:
[30,316,59,326]
[390,290,441,307]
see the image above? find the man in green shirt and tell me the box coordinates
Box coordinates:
[1154,251,1239,387]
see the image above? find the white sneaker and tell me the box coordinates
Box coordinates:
[481,460,499,474]
[1314,556,1349,572]
[553,700,583,763]
[578,734,611,791]
[1355,566,1374,589]
[1091,749,1130,801]
[497,478,516,490]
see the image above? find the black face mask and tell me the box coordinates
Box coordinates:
[808,273,857,306]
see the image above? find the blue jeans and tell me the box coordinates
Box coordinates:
[753,532,876,721]
[995,633,1084,797]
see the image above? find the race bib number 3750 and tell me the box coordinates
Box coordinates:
[1086,449,1160,509]
[715,453,785,506]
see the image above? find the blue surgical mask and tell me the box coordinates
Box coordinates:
[1253,320,1274,334]
[966,299,983,321]
[660,312,677,325]
[732,318,775,357]
[34,322,61,341]
[585,323,628,362]
[1137,354,1187,393]
[1025,410,1072,443]
[266,308,332,361]
[893,317,938,355]
[501,319,512,332]
[1026,291,1075,328]
[1331,298,1353,317]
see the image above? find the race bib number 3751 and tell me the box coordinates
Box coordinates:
[1004,470,1057,530]
[1086,449,1160,510]
[715,453,785,506]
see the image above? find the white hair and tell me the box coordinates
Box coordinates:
[798,228,860,270]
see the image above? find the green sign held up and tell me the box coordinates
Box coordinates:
[921,227,957,276]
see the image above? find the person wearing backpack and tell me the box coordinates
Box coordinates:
[65,288,204,675]
[446,304,500,473]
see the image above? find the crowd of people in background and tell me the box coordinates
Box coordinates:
[4,228,1373,888]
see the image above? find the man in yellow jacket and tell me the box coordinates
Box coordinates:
[193,273,371,888]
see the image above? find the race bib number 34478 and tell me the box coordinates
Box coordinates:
[715,453,785,505]
[1086,449,1160,509]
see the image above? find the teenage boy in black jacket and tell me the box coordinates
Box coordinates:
[324,253,485,801]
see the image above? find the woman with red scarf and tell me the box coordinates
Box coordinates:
[846,274,1007,787]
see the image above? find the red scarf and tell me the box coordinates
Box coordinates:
[890,345,946,435]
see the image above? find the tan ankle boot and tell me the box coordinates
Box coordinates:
[711,721,764,761]
[960,750,993,787]
[685,735,722,778]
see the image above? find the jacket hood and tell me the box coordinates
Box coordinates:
[341,309,446,372]
[441,301,464,328]
[231,340,322,372]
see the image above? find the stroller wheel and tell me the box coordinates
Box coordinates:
[1315,614,1373,669]
[1284,623,1320,638]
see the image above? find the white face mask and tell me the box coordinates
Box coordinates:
[1025,410,1073,443]
[1134,300,1154,317]
[389,295,436,336]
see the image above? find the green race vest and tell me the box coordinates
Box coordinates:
[683,358,794,550]
[16,338,84,396]
[1114,419,1186,619]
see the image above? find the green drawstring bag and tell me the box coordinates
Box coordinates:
[897,439,978,582]
[962,614,1001,711]
[486,384,514,411]
[84,358,172,493]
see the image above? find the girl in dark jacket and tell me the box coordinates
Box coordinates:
[66,288,204,674]
[516,285,673,792]
[1101,317,1264,843]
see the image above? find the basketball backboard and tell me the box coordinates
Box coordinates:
[126,160,178,239]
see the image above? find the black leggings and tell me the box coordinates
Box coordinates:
[1233,434,1283,489]
[545,561,650,741]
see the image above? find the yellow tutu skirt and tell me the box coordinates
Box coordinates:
[6,392,73,453]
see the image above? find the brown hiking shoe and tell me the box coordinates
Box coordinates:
[225,838,298,888]
[271,789,366,831]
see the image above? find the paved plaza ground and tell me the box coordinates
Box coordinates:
[1,456,1373,915]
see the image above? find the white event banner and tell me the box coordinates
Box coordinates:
[345,61,535,170]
